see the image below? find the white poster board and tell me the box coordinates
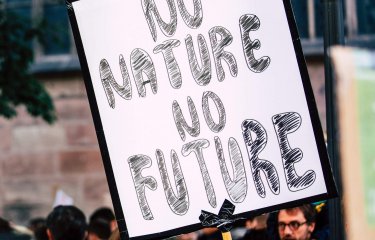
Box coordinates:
[67,0,336,239]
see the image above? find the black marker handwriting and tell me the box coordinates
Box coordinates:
[272,112,316,191]
[242,119,280,198]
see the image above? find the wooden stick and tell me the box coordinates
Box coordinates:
[222,231,232,240]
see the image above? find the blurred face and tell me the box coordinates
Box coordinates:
[87,233,100,240]
[277,208,315,240]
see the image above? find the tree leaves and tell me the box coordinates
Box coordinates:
[0,5,56,124]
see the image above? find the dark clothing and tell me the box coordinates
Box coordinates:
[266,212,280,240]
[0,230,32,240]
[197,230,222,240]
[241,229,270,240]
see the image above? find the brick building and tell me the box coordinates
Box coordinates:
[1,0,374,225]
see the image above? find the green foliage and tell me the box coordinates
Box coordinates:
[0,2,56,123]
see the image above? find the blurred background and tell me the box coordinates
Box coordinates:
[0,0,374,231]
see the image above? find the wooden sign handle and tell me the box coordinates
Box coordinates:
[222,231,232,240]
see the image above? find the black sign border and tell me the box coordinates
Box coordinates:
[66,0,337,239]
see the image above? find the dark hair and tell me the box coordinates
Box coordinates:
[278,204,316,223]
[299,204,316,223]
[34,225,49,240]
[89,207,115,222]
[0,218,12,233]
[29,217,46,231]
[88,218,112,239]
[46,205,87,240]
[29,217,48,240]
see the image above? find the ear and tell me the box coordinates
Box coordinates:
[47,229,54,240]
[110,220,118,232]
[307,222,316,233]
[245,219,257,229]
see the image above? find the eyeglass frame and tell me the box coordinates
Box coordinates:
[277,221,309,231]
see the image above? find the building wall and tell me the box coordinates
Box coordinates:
[0,58,326,225]
[0,74,111,224]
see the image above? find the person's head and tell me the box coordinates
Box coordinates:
[46,205,87,240]
[29,218,48,240]
[89,207,117,231]
[34,224,49,240]
[87,218,112,240]
[108,228,120,240]
[245,214,269,230]
[29,217,46,232]
[0,218,12,233]
[277,204,316,240]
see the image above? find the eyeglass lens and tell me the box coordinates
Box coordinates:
[278,221,306,231]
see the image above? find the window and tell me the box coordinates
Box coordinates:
[41,0,71,55]
[291,0,324,39]
[291,0,375,48]
[4,0,374,69]
[5,0,73,58]
[356,0,375,35]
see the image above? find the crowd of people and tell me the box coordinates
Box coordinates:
[0,206,118,240]
[0,202,328,240]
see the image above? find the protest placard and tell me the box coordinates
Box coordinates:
[67,0,336,239]
[332,46,375,240]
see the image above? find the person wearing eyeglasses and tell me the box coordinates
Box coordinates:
[277,204,316,240]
